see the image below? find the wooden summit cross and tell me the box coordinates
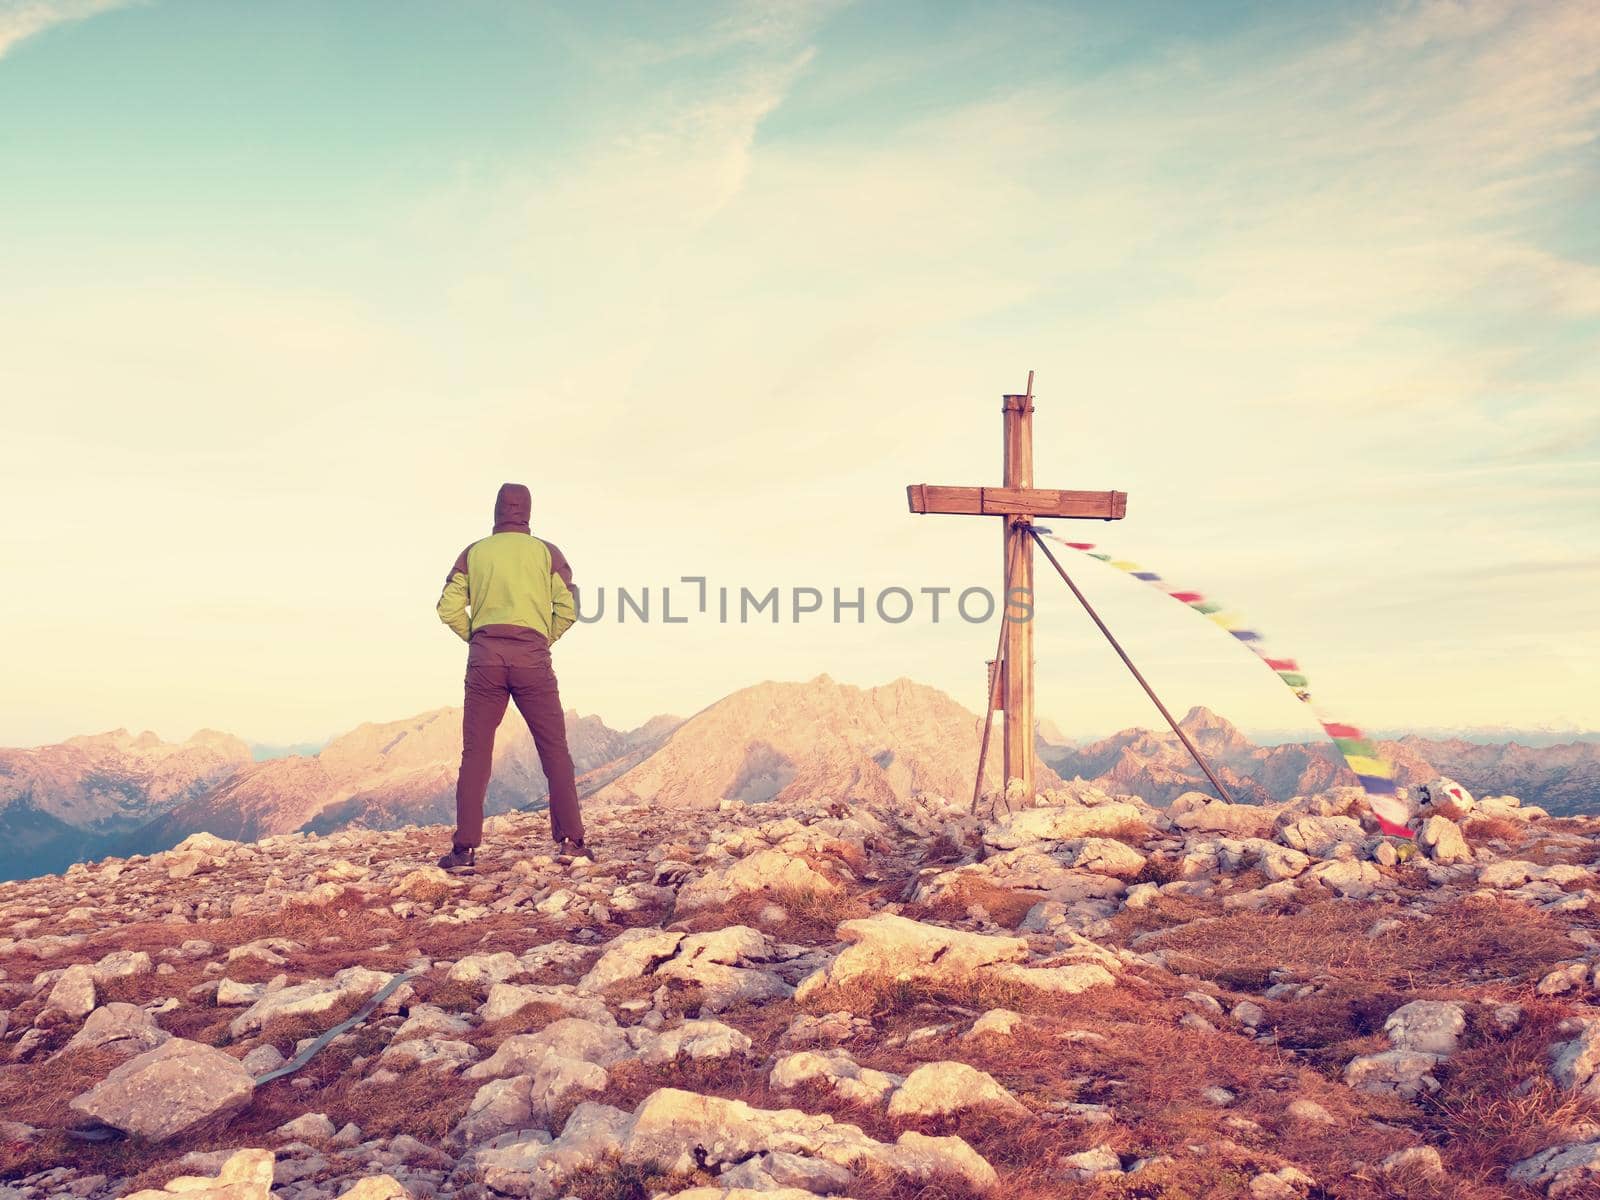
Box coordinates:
[906,374,1127,798]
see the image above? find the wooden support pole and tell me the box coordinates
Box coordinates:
[1030,529,1235,804]
[1001,381,1035,797]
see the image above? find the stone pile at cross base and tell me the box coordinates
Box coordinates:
[2,773,1597,1199]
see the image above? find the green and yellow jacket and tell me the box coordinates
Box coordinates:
[437,483,576,645]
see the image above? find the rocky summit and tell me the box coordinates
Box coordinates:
[0,777,1596,1199]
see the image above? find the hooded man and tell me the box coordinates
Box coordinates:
[435,483,588,869]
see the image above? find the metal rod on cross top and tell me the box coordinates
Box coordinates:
[1029,527,1236,804]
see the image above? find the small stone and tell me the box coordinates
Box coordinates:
[1381,1146,1445,1179]
[966,1009,1023,1039]
[1062,1144,1123,1180]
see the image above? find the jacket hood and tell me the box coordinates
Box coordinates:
[493,483,532,534]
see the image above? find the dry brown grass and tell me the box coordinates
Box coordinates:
[1424,1001,1600,1191]
[908,876,1042,930]
[556,1155,718,1200]
[1133,895,1573,993]
[673,884,871,944]
[1464,815,1530,845]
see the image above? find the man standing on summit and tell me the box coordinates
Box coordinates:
[435,483,588,869]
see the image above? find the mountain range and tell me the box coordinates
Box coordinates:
[4,676,1597,881]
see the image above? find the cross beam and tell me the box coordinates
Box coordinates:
[906,485,1127,519]
[906,376,1127,799]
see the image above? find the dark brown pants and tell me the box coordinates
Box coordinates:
[454,633,582,848]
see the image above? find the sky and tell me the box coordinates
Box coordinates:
[1,0,1597,749]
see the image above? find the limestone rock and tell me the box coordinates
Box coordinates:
[1062,1144,1123,1180]
[1307,859,1383,899]
[1278,815,1365,856]
[1551,1021,1600,1097]
[276,1112,336,1142]
[676,849,842,911]
[481,982,610,1024]
[886,1060,1027,1118]
[121,1148,273,1200]
[465,1017,629,1081]
[1384,1000,1466,1056]
[61,1002,168,1059]
[1343,1048,1441,1100]
[229,966,397,1038]
[1174,800,1274,838]
[654,925,795,1011]
[1509,1140,1600,1197]
[69,1038,255,1140]
[795,914,1027,999]
[985,802,1145,848]
[576,927,685,992]
[336,1177,411,1200]
[1419,816,1471,864]
[634,1019,753,1065]
[770,1048,902,1107]
[1381,1146,1445,1179]
[967,1009,1023,1038]
[45,964,97,1020]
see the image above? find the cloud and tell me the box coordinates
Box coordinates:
[0,0,133,60]
[623,0,847,66]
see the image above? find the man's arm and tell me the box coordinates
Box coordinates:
[437,547,472,642]
[545,541,576,643]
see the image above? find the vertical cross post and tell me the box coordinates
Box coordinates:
[1001,385,1035,796]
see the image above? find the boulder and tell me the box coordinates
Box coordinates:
[1062,1144,1123,1180]
[1306,859,1383,899]
[1551,1021,1600,1097]
[985,802,1146,849]
[1381,1146,1445,1180]
[634,1019,753,1066]
[654,926,794,1012]
[473,1104,625,1199]
[1173,800,1275,838]
[1279,815,1365,857]
[120,1148,273,1200]
[967,1009,1023,1038]
[453,1076,536,1148]
[886,1060,1027,1118]
[276,1112,336,1142]
[576,928,685,993]
[91,949,153,984]
[336,1178,411,1200]
[69,1038,255,1140]
[770,1048,902,1107]
[1509,1140,1600,1197]
[987,963,1117,994]
[1384,1000,1466,1057]
[624,1087,997,1192]
[45,964,97,1020]
[481,982,610,1024]
[675,849,842,911]
[1419,816,1471,864]
[447,951,524,987]
[719,1150,854,1193]
[795,914,1027,1000]
[1058,838,1146,879]
[64,1002,170,1057]
[229,967,397,1038]
[1343,1049,1441,1100]
[465,1017,629,1081]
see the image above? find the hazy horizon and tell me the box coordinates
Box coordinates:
[3,0,1596,746]
[11,671,1599,758]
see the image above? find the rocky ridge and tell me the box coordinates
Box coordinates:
[0,774,1595,1199]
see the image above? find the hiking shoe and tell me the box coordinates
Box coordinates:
[558,839,597,862]
[437,845,476,872]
